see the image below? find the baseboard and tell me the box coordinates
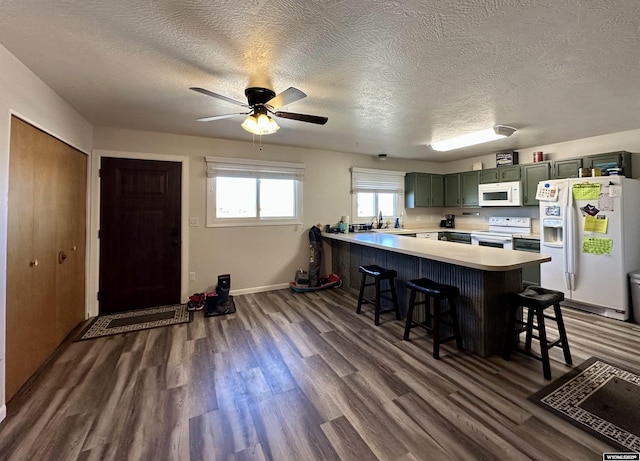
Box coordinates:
[0,404,6,424]
[231,283,290,296]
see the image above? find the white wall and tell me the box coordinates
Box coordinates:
[92,127,440,300]
[0,44,93,421]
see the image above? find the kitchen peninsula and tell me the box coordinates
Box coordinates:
[323,232,551,357]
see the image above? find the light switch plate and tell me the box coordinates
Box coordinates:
[189,217,199,227]
[188,272,196,282]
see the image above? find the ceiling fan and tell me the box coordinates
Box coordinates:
[190,86,328,135]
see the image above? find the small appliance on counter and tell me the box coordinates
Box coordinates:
[440,214,455,228]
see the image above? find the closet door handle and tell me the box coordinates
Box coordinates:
[30,260,39,267]
[58,251,67,264]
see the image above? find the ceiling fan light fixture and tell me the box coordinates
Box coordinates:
[430,125,516,152]
[241,113,280,135]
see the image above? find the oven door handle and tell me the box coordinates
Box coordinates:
[472,235,512,244]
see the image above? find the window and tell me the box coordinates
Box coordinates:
[206,156,305,227]
[351,167,405,223]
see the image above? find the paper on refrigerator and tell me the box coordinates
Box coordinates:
[583,215,608,234]
[582,237,613,255]
[572,183,601,200]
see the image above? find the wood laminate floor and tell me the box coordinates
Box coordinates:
[1,287,637,460]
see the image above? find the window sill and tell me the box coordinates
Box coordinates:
[206,220,303,228]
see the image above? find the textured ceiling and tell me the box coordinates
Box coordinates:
[2,0,640,161]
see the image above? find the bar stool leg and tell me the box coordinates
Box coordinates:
[503,302,516,360]
[449,296,463,350]
[536,308,552,380]
[524,307,534,349]
[389,278,401,320]
[356,271,367,315]
[374,277,381,326]
[432,298,441,359]
[554,303,573,365]
[404,289,417,340]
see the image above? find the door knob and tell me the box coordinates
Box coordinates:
[58,251,67,264]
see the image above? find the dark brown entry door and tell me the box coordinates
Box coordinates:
[99,157,181,314]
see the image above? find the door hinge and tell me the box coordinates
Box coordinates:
[97,291,101,301]
[98,229,102,239]
[98,168,102,177]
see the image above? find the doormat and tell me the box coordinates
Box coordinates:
[529,357,640,452]
[77,304,191,341]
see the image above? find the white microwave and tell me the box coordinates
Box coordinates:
[478,181,522,207]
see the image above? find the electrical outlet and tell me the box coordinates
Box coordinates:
[188,272,196,282]
[189,217,199,227]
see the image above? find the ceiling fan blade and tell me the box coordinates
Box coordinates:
[196,112,248,122]
[266,87,307,110]
[274,111,328,125]
[190,87,249,108]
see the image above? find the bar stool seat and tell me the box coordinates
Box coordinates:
[503,285,572,380]
[403,278,463,359]
[356,264,401,326]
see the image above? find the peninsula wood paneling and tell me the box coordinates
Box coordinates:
[330,239,523,356]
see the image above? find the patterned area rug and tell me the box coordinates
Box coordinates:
[78,304,191,341]
[529,357,640,452]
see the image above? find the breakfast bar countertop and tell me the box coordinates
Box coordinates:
[323,231,550,271]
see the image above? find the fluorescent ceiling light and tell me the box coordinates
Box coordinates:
[430,125,516,151]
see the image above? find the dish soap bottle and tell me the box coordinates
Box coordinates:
[394,217,400,228]
[378,211,383,229]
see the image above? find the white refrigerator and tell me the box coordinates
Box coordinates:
[538,176,640,321]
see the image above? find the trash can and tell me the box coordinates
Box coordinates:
[630,271,640,323]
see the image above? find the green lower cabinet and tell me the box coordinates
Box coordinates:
[513,238,540,286]
[522,162,551,206]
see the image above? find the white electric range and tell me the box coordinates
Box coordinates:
[470,217,532,250]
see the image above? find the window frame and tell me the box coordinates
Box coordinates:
[350,167,405,224]
[205,156,305,228]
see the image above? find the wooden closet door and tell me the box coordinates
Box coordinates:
[6,117,87,401]
[54,141,87,345]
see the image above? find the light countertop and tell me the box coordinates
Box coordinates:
[323,232,550,271]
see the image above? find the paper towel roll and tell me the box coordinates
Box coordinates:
[341,215,349,233]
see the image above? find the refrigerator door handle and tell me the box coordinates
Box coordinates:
[563,181,575,291]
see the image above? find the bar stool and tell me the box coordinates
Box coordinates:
[356,264,401,326]
[503,285,572,380]
[403,278,463,359]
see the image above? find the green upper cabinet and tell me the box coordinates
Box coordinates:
[499,165,521,182]
[522,161,551,206]
[480,165,521,183]
[405,172,444,208]
[480,168,499,183]
[444,173,461,207]
[460,170,480,207]
[584,151,632,177]
[553,158,582,179]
